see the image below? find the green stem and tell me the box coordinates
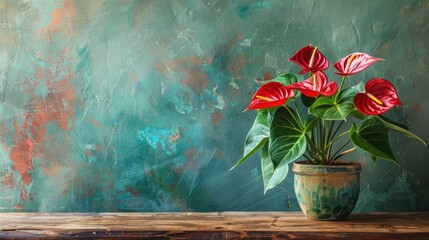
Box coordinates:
[338,76,347,92]
[319,120,324,162]
[330,139,351,163]
[306,134,324,162]
[325,121,335,147]
[329,121,345,144]
[330,130,350,144]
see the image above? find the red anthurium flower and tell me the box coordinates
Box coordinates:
[289,45,329,74]
[288,71,338,97]
[354,78,402,115]
[334,52,382,76]
[246,82,294,110]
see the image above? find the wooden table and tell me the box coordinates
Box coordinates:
[0,212,428,239]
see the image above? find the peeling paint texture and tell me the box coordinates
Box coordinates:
[0,0,428,212]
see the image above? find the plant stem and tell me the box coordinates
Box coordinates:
[330,139,351,163]
[319,120,324,162]
[306,134,324,162]
[329,120,345,144]
[330,130,350,144]
[325,121,335,147]
[338,76,347,92]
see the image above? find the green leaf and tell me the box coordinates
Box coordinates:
[309,88,356,120]
[377,116,426,146]
[352,81,365,93]
[261,143,290,193]
[349,117,397,163]
[349,109,366,120]
[269,107,307,168]
[301,94,316,107]
[231,110,270,170]
[268,73,298,86]
[304,114,319,132]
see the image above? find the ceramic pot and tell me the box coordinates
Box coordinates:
[292,160,361,221]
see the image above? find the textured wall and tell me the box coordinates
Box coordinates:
[0,0,428,212]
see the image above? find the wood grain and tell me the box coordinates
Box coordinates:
[0,212,428,239]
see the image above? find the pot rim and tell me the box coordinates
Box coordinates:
[292,160,361,175]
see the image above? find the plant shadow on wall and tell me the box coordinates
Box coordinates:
[231,45,426,220]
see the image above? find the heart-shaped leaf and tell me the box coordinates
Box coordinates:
[268,73,299,86]
[377,116,426,146]
[310,88,356,120]
[301,94,316,107]
[269,107,307,168]
[231,110,270,170]
[349,117,396,163]
[261,143,290,193]
[304,113,319,132]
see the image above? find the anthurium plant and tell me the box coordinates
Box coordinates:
[232,45,425,193]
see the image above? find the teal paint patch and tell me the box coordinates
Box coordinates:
[138,127,180,156]
[34,84,49,98]
[238,0,273,18]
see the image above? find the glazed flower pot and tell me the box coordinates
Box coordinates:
[292,160,361,221]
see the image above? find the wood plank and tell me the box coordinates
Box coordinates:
[0,212,428,239]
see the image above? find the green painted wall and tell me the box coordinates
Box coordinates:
[0,0,428,211]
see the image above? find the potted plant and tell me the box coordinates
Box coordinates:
[231,45,425,220]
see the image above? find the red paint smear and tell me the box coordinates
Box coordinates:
[180,69,209,96]
[211,111,223,125]
[10,47,76,194]
[21,189,28,202]
[173,148,199,174]
[10,121,34,185]
[37,0,77,41]
[258,72,273,81]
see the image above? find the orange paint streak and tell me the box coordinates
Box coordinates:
[10,46,76,194]
[38,0,77,41]
[21,189,28,202]
[169,132,182,143]
[180,69,209,96]
[13,203,23,211]
[10,121,34,185]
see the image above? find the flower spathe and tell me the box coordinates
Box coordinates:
[354,78,402,115]
[288,71,338,97]
[246,82,295,110]
[289,45,329,74]
[334,52,382,76]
